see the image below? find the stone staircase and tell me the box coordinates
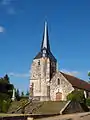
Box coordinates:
[14,101,44,114]
[25,101,44,114]
[7,99,29,113]
[8,101,67,115]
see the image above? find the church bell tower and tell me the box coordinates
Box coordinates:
[30,22,57,101]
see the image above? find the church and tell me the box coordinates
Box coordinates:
[30,22,90,101]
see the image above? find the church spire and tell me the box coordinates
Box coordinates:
[41,21,50,52]
[34,21,56,61]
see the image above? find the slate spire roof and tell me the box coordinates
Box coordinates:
[41,21,50,52]
[34,22,56,61]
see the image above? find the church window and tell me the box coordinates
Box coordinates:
[57,78,60,85]
[38,60,40,65]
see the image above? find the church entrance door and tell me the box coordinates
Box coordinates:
[56,92,62,101]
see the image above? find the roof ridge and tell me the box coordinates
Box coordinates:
[60,71,82,80]
[60,71,90,91]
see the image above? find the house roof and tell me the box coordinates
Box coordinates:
[60,72,90,91]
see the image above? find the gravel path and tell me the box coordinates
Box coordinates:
[36,112,90,120]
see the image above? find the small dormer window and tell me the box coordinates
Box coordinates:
[57,78,60,85]
[38,60,40,65]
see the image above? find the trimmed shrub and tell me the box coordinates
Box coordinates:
[86,98,90,106]
[67,90,85,103]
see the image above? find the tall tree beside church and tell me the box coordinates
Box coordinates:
[0,74,14,112]
[3,74,10,84]
[0,74,10,84]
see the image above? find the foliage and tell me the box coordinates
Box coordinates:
[15,89,20,101]
[26,90,29,96]
[88,72,90,77]
[67,90,85,103]
[4,74,10,84]
[0,93,11,113]
[21,91,24,97]
[1,99,11,113]
[86,98,90,106]
[0,74,14,113]
[88,72,90,81]
[0,92,10,100]
[0,74,10,84]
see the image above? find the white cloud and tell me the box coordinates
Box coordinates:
[0,26,5,33]
[9,72,30,78]
[61,69,80,76]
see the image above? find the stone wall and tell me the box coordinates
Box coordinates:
[30,57,53,101]
[50,72,74,101]
[30,57,74,101]
[30,59,41,97]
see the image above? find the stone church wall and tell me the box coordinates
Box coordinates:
[30,57,51,101]
[30,59,41,97]
[50,72,74,101]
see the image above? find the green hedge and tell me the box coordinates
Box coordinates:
[67,90,85,103]
[0,92,11,113]
[86,98,90,106]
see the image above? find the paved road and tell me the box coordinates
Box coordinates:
[36,112,90,120]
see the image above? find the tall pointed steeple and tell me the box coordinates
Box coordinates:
[34,21,56,61]
[41,21,50,52]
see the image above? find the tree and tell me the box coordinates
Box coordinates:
[0,74,10,84]
[26,90,29,96]
[0,74,14,113]
[15,89,20,101]
[0,93,11,113]
[1,99,11,113]
[4,74,10,84]
[86,98,90,106]
[21,91,24,97]
[67,90,85,103]
[88,72,90,80]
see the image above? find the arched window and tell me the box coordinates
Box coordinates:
[57,78,60,85]
[38,60,40,65]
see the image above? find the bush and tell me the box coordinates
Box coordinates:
[0,99,11,113]
[67,90,85,103]
[0,75,14,113]
[86,98,90,106]
[0,92,11,113]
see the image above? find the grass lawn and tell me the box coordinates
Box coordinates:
[33,101,67,114]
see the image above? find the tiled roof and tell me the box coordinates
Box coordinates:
[60,72,90,91]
